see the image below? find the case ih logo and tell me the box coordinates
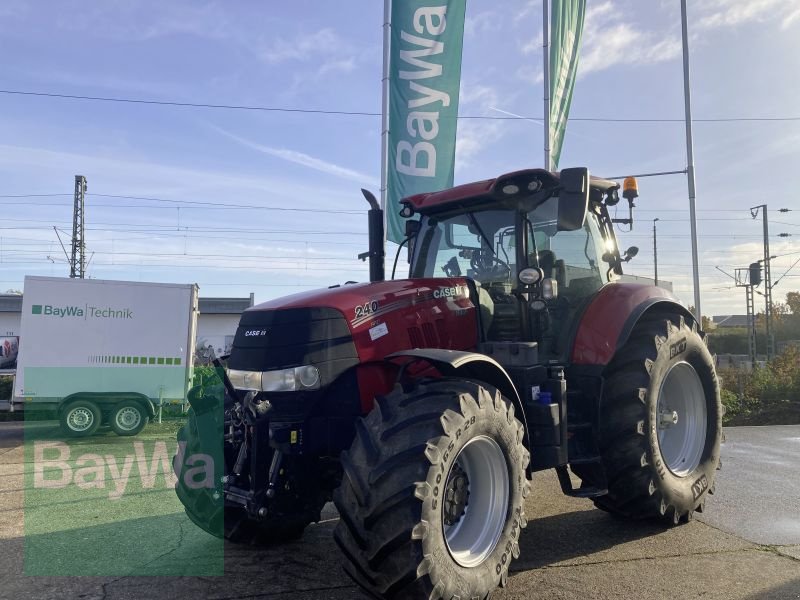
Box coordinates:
[433,285,466,299]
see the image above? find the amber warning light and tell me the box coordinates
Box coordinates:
[622,176,639,200]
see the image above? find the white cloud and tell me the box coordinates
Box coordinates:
[455,84,507,167]
[213,127,379,187]
[465,10,504,37]
[260,28,346,64]
[513,0,542,24]
[578,2,681,77]
[52,1,241,43]
[520,30,543,56]
[694,0,800,30]
[516,65,544,85]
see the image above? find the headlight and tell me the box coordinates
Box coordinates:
[518,267,543,285]
[227,366,321,392]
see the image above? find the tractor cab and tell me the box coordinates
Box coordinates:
[403,168,632,361]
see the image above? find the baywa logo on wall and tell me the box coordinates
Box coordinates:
[31,304,133,319]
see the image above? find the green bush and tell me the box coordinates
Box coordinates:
[0,375,11,400]
[720,388,758,423]
[717,347,800,424]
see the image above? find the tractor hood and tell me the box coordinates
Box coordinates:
[227,278,479,380]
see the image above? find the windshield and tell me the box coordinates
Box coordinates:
[411,209,517,285]
[410,199,611,359]
[411,198,608,290]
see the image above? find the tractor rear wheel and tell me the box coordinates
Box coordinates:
[333,379,530,599]
[593,314,722,523]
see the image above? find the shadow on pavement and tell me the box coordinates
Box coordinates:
[746,576,800,599]
[513,506,667,570]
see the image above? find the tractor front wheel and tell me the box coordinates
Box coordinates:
[334,379,530,599]
[593,314,722,523]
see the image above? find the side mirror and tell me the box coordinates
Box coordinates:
[405,219,421,263]
[557,167,589,231]
[622,246,639,262]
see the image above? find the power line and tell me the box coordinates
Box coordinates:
[0,192,363,214]
[4,88,800,123]
[0,194,777,214]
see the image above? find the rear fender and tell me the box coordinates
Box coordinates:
[571,284,697,366]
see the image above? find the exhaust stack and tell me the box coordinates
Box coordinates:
[360,189,385,282]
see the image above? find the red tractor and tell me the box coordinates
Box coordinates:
[176,168,721,599]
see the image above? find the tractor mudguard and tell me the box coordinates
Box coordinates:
[387,349,521,404]
[570,283,696,366]
[385,348,531,452]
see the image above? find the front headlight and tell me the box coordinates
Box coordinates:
[228,365,321,392]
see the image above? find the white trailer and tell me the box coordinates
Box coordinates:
[15,276,198,436]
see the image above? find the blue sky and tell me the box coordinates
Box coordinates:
[1,0,799,316]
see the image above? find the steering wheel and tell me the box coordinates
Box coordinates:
[470,251,511,281]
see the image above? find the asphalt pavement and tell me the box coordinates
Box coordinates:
[0,422,798,599]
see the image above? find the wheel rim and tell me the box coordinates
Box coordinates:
[115,407,142,431]
[443,435,510,568]
[656,361,707,477]
[67,407,94,432]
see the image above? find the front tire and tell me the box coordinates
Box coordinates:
[334,379,530,599]
[593,314,722,523]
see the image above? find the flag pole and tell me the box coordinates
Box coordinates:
[543,0,551,171]
[380,0,391,215]
[680,0,702,321]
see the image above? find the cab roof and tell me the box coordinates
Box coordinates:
[402,168,619,214]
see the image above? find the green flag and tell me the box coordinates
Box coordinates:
[386,0,466,243]
[549,0,586,169]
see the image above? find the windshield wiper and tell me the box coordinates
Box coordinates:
[467,212,495,254]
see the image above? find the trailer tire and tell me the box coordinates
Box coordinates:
[592,314,722,524]
[334,378,530,599]
[60,399,102,437]
[110,400,149,436]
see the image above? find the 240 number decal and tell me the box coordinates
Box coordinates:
[354,300,379,320]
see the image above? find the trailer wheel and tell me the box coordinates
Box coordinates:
[60,399,102,437]
[334,379,530,599]
[593,314,722,524]
[110,401,149,436]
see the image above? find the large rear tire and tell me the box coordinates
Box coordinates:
[593,314,722,523]
[334,379,530,599]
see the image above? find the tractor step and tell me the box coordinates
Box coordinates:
[555,465,608,498]
[568,421,593,430]
[567,456,602,465]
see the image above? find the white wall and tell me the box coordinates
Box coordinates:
[197,313,240,357]
[0,313,20,337]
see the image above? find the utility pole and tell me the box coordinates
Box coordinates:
[653,218,659,287]
[750,204,787,360]
[543,0,551,170]
[70,175,87,279]
[735,264,759,367]
[680,0,702,322]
